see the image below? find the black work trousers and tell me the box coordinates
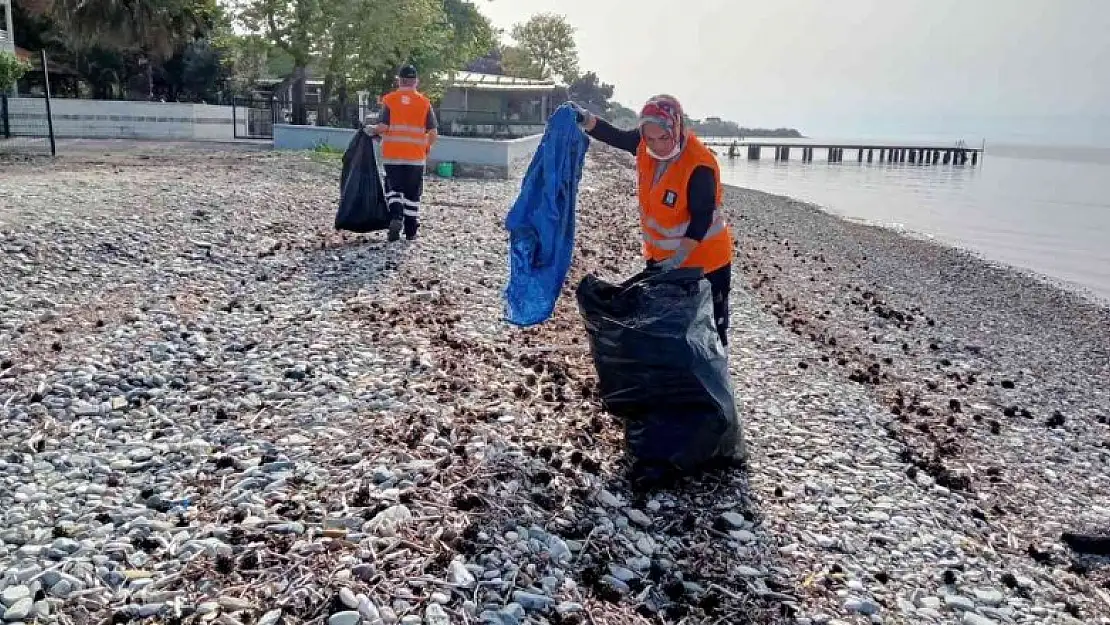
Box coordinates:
[384,164,424,238]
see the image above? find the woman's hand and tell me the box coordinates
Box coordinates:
[567,102,596,132]
[657,239,698,270]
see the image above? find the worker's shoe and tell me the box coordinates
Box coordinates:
[387,219,402,242]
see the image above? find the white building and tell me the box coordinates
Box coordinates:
[1,0,15,56]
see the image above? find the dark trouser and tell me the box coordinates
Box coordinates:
[384,164,424,238]
[646,262,732,348]
[705,264,732,348]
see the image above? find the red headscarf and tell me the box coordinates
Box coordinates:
[639,94,686,159]
[639,95,684,137]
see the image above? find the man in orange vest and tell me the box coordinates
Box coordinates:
[569,95,735,348]
[371,64,438,241]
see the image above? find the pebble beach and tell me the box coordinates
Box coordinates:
[1,142,1108,625]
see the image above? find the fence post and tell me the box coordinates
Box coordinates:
[41,49,57,156]
[232,97,238,139]
[1,94,9,139]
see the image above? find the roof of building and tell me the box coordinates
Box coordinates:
[447,71,561,92]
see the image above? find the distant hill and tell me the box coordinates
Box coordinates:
[605,104,803,138]
[688,117,804,138]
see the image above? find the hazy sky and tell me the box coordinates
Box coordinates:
[478,0,1110,144]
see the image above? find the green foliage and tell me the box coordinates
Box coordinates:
[567,71,614,115]
[501,45,542,80]
[0,52,33,92]
[508,13,578,81]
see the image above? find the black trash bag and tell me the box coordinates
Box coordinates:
[575,267,743,474]
[335,130,390,233]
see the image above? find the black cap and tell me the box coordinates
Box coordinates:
[398,64,418,79]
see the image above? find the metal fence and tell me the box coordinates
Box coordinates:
[232,97,280,140]
[0,94,56,157]
[1,51,57,157]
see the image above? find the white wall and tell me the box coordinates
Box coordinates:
[272,124,544,179]
[2,97,248,140]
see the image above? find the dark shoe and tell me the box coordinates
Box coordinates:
[387,219,402,242]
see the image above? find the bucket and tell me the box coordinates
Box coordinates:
[435,161,455,178]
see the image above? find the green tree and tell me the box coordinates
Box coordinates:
[0,52,33,92]
[501,44,541,79]
[508,13,578,81]
[48,0,218,99]
[566,71,613,115]
[238,0,322,122]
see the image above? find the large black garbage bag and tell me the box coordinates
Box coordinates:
[335,130,390,232]
[575,268,742,473]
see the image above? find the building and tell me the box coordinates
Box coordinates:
[435,71,562,138]
[249,69,563,137]
[2,0,15,56]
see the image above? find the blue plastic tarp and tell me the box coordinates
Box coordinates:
[503,104,590,327]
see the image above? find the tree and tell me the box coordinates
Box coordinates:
[508,13,578,81]
[466,46,503,74]
[238,0,322,123]
[47,0,218,99]
[0,52,33,92]
[501,44,541,79]
[566,71,613,115]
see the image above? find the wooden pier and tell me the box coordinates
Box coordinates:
[705,141,983,166]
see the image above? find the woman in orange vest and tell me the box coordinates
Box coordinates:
[570,95,735,347]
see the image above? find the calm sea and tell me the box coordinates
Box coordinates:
[712,140,1110,303]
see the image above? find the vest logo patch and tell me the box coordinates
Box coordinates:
[662,190,678,207]
[401,95,411,105]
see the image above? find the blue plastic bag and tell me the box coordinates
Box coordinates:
[503,105,590,327]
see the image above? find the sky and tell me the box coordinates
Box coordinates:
[476,0,1110,145]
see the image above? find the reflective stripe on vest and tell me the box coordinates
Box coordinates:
[381,89,431,165]
[642,214,727,250]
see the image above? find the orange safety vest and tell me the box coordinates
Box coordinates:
[380,88,432,166]
[636,132,733,273]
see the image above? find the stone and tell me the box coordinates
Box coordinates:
[961,614,998,625]
[258,610,283,625]
[944,595,976,612]
[425,604,451,625]
[597,490,623,508]
[602,576,630,595]
[972,588,1004,607]
[511,591,554,612]
[0,587,30,608]
[448,560,476,588]
[2,598,32,621]
[365,505,413,536]
[735,566,763,578]
[626,509,652,527]
[556,602,584,615]
[719,512,747,529]
[328,611,362,625]
[338,588,359,609]
[844,598,879,615]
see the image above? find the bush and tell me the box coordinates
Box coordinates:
[0,52,33,92]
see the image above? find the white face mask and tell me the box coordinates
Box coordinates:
[646,142,681,161]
